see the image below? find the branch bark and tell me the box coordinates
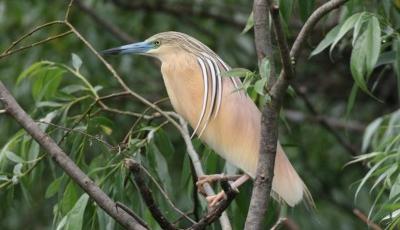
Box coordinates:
[245,0,278,229]
[246,0,349,229]
[0,81,147,230]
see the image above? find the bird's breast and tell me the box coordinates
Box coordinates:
[160,55,260,176]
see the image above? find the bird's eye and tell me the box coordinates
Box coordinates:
[154,40,161,47]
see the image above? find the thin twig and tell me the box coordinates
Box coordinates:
[140,166,197,224]
[353,209,383,230]
[0,31,73,60]
[1,20,65,55]
[64,0,75,20]
[38,121,114,149]
[188,180,238,230]
[124,159,179,230]
[271,217,288,230]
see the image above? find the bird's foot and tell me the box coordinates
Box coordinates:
[206,191,227,207]
[196,174,241,196]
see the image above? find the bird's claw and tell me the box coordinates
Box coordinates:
[206,192,227,207]
[196,174,224,196]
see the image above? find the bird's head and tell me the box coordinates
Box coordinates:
[102,31,211,60]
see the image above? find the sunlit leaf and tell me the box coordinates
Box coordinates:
[65,193,89,230]
[71,53,83,71]
[362,117,383,152]
[330,13,363,55]
[390,174,400,200]
[6,150,24,163]
[13,163,23,176]
[241,11,254,34]
[222,68,253,78]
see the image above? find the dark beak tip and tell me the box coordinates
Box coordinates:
[100,48,121,56]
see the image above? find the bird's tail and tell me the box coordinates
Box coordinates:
[272,144,314,208]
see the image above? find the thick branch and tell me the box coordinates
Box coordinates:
[246,0,349,229]
[0,81,146,230]
[245,1,278,229]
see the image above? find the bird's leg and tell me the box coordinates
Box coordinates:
[197,174,250,207]
[196,174,242,194]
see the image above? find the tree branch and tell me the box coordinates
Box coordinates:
[246,0,349,229]
[245,1,278,229]
[0,81,147,230]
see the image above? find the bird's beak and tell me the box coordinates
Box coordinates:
[101,41,153,55]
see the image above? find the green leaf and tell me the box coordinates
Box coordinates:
[241,12,254,34]
[222,68,253,78]
[330,13,363,55]
[36,101,64,108]
[61,181,79,214]
[365,16,381,76]
[13,163,23,176]
[390,175,400,200]
[352,13,368,46]
[394,38,400,101]
[71,53,83,71]
[65,194,89,230]
[350,32,369,92]
[376,51,396,67]
[61,84,87,94]
[362,116,383,152]
[45,176,63,198]
[349,16,381,98]
[254,78,267,95]
[310,25,340,57]
[16,61,50,85]
[345,84,358,118]
[6,150,24,163]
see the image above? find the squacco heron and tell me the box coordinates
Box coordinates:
[103,31,312,207]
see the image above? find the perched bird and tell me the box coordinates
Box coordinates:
[103,31,312,207]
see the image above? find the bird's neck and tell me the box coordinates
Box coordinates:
[159,52,204,125]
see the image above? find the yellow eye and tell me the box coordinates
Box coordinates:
[154,40,161,46]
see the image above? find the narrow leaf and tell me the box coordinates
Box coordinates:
[71,53,83,71]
